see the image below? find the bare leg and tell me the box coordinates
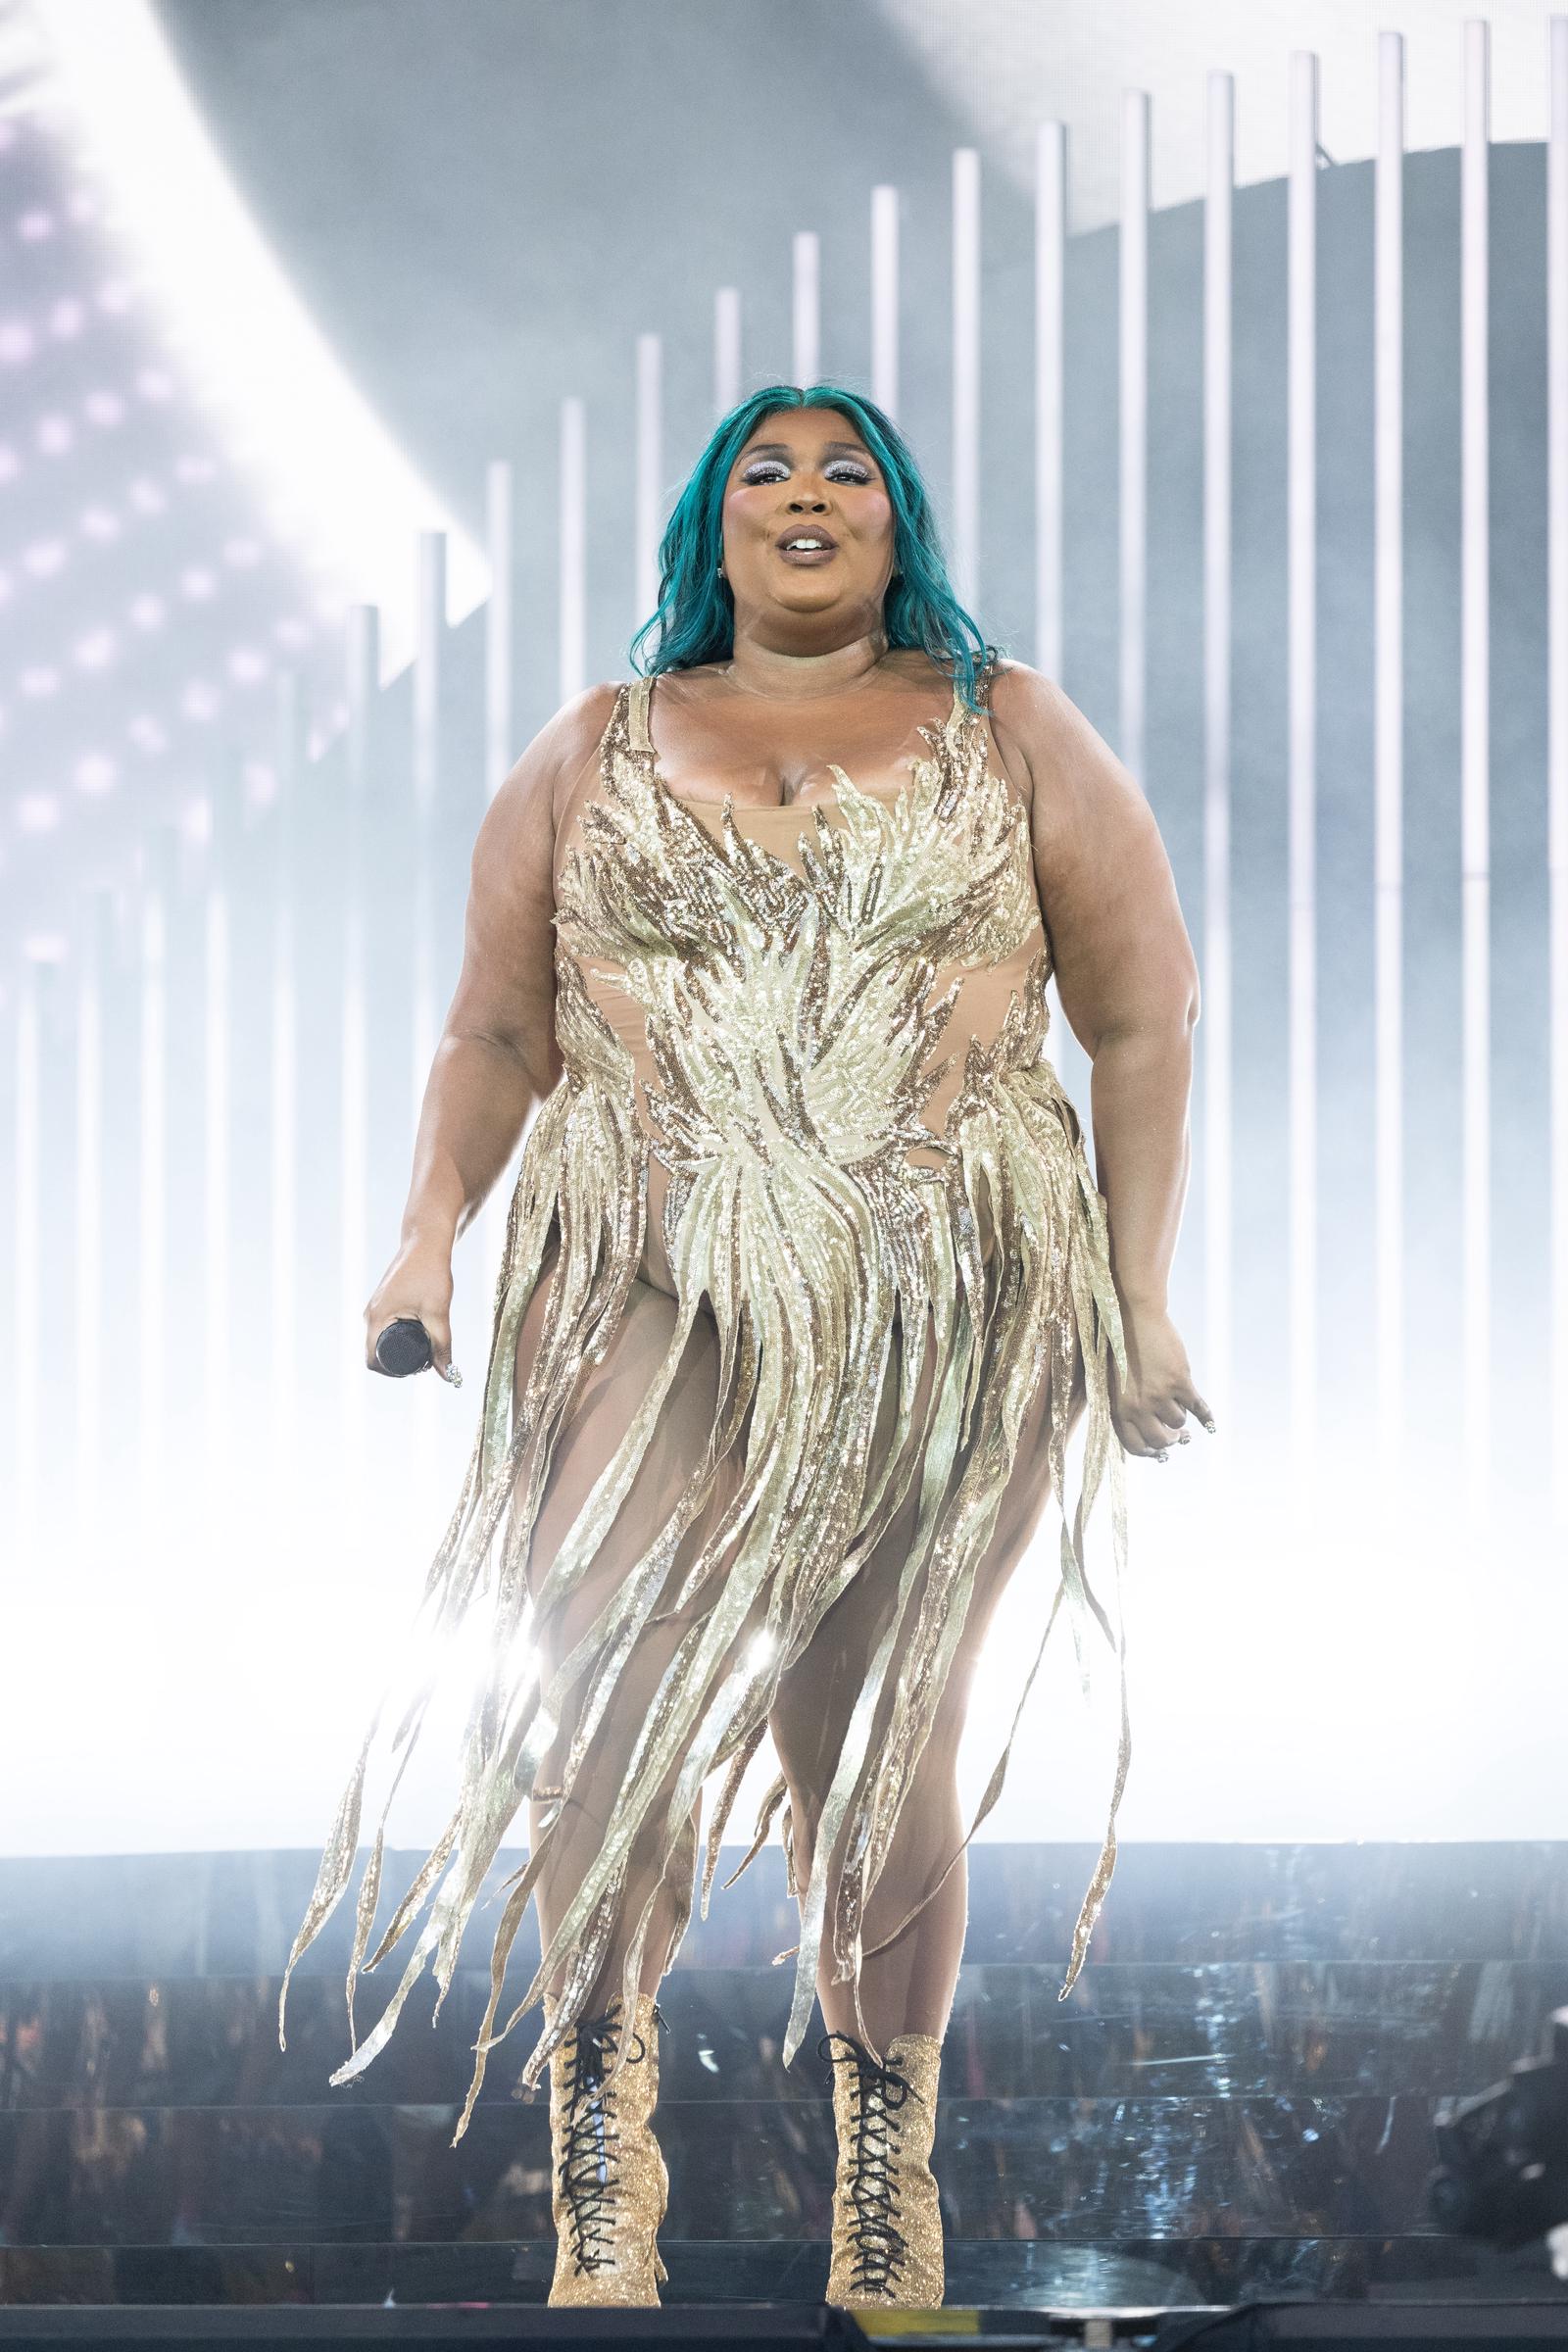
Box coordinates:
[769,1317,1088,2052]
[510,1229,743,2011]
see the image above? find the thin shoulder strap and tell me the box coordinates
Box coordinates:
[626,672,654,754]
[946,651,997,738]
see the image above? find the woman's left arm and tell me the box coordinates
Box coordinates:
[990,662,1215,1458]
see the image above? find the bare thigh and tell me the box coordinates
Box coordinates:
[508,1217,729,1654]
[503,1210,743,1991]
[504,1161,1086,1809]
[768,1305,1089,1807]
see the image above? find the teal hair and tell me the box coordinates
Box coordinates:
[628,382,1003,713]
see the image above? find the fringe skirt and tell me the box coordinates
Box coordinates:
[278,949,1131,2142]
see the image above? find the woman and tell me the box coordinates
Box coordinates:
[280,383,1210,2311]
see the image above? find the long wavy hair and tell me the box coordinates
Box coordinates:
[628,383,1003,714]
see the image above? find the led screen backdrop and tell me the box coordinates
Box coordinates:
[2,0,1564,1857]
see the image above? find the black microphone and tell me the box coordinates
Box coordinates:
[374,1316,433,1377]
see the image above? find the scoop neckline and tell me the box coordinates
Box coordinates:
[633,666,969,816]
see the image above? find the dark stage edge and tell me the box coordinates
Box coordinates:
[0,2315,862,2349]
[8,1844,1568,2328]
[5,2299,1568,2350]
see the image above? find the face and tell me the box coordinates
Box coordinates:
[718,409,897,637]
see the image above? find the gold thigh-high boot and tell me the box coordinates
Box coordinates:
[544,1990,669,2307]
[819,2029,945,2308]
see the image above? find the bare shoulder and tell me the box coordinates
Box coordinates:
[986,660,1158,865]
[445,687,624,1085]
[542,680,622,824]
[487,682,621,842]
[972,655,1051,802]
[984,662,1198,1047]
[986,654,1051,702]
[553,677,623,753]
[985,657,1070,773]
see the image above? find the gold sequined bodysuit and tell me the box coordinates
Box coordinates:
[281,662,1132,2136]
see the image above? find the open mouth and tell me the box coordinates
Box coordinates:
[777,535,838,563]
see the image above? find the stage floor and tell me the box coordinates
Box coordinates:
[1,1842,1565,2313]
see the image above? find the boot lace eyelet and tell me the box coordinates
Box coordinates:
[558,2005,654,2274]
[819,2031,919,2297]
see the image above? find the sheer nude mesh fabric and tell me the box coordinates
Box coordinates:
[279,662,1132,2142]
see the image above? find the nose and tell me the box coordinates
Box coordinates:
[788,489,829,510]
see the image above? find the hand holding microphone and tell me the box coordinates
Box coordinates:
[364,1238,463,1385]
[374,1317,444,1377]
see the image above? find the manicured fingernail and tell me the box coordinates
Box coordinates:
[1178,1431,1191,1444]
[1156,1448,1169,1462]
[444,1362,463,1386]
[1204,1418,1217,1434]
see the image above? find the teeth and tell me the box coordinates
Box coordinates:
[784,538,828,551]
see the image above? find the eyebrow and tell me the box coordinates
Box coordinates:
[739,439,874,463]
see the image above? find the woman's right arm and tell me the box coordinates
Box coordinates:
[362,683,618,1378]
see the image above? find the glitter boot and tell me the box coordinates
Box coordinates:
[820,2028,945,2308]
[545,1990,669,2307]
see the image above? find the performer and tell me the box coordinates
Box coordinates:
[280,383,1210,2311]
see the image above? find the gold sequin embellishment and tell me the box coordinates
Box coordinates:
[278,663,1132,2141]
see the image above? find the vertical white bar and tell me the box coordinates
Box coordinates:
[484,462,515,1294]
[714,287,742,418]
[1204,72,1236,1428]
[412,535,444,1491]
[412,540,442,1105]
[485,458,513,805]
[203,774,232,1500]
[1375,34,1406,1500]
[1461,18,1492,1517]
[1120,91,1150,781]
[344,606,376,1491]
[793,230,820,386]
[870,186,900,420]
[953,148,981,615]
[13,956,41,1561]
[74,898,110,1559]
[560,396,586,707]
[1036,122,1066,681]
[635,333,662,624]
[1288,51,1319,1486]
[270,674,301,1478]
[1036,122,1083,1128]
[137,846,169,1536]
[1550,18,1568,1529]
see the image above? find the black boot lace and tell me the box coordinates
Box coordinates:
[557,1998,663,2276]
[818,2029,917,2296]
